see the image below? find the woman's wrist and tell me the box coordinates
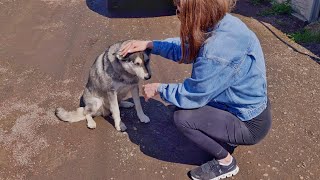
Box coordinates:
[146,41,153,49]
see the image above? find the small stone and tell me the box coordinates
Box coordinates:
[263,173,269,177]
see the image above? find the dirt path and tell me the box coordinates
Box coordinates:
[0,0,319,180]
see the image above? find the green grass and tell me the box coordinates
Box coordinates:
[259,1,292,16]
[289,29,320,43]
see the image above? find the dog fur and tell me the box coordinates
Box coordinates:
[55,40,152,131]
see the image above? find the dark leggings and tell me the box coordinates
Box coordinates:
[173,101,272,160]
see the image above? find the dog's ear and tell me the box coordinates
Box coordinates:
[113,52,126,61]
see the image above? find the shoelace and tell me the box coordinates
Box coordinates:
[201,160,221,173]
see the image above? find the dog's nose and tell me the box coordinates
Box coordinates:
[144,75,151,80]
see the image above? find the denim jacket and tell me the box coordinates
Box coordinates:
[151,14,268,121]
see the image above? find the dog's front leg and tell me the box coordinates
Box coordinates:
[107,91,127,131]
[131,85,150,123]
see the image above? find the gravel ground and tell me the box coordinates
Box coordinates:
[0,0,319,179]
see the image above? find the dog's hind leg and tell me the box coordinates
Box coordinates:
[131,85,150,123]
[84,97,103,129]
[85,114,96,129]
[107,91,127,131]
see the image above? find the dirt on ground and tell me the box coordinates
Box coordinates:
[0,0,320,180]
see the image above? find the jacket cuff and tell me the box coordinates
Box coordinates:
[151,40,162,55]
[157,84,170,103]
[157,83,168,93]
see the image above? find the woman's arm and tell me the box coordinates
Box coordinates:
[157,56,237,109]
[151,38,182,62]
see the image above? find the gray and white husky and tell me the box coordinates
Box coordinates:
[55,41,151,131]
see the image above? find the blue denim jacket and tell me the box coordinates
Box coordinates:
[151,14,268,121]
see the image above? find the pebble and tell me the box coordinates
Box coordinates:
[263,173,269,177]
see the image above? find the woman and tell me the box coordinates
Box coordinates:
[120,0,272,179]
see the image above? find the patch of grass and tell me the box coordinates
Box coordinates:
[289,29,320,43]
[250,0,271,5]
[259,1,292,16]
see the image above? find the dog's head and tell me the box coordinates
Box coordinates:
[115,49,152,80]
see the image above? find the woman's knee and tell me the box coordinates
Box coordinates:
[173,110,193,129]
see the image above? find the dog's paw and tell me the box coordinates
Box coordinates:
[115,122,127,132]
[138,114,150,123]
[87,121,96,129]
[119,101,135,108]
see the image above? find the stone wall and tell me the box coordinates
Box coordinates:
[275,0,316,21]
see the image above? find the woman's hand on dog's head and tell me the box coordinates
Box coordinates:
[119,40,153,57]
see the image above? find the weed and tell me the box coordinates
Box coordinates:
[259,1,292,16]
[289,29,320,43]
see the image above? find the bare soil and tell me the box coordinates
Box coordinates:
[0,0,320,180]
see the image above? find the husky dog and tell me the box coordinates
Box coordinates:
[55,41,151,131]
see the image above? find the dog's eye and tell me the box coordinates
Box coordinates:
[134,62,141,66]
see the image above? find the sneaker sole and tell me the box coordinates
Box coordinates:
[191,166,239,180]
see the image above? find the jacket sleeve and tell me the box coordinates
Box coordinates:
[151,38,182,62]
[157,57,237,109]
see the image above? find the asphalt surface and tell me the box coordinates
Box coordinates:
[1,0,320,180]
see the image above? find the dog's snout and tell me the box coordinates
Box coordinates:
[144,75,151,80]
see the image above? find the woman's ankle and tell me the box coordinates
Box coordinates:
[217,153,233,166]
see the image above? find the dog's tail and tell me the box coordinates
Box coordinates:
[55,107,86,122]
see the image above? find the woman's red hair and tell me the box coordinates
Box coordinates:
[173,0,237,63]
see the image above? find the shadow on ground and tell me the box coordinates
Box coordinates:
[86,0,176,18]
[103,98,214,166]
[234,0,320,64]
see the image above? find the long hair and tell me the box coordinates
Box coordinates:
[173,0,237,63]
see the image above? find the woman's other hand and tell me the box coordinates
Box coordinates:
[119,40,153,57]
[142,83,161,102]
